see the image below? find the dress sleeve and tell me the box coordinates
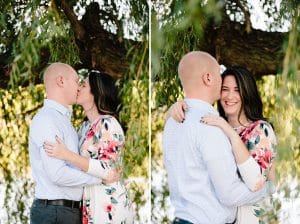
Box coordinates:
[249,121,277,174]
[87,116,125,178]
[237,156,264,191]
[238,121,277,191]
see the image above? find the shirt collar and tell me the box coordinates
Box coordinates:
[43,99,72,119]
[184,98,219,115]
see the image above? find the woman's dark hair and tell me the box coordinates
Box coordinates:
[217,66,266,124]
[88,70,120,118]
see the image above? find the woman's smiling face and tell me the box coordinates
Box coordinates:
[220,75,243,117]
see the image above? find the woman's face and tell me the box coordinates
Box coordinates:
[220,75,243,117]
[76,78,94,106]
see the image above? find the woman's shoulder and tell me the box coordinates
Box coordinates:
[253,120,274,133]
[97,115,124,133]
[253,120,277,143]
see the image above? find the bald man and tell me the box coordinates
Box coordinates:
[162,52,268,224]
[29,63,100,224]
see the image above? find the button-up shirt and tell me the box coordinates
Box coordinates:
[29,99,99,201]
[163,99,267,224]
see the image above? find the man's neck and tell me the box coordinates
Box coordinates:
[185,94,214,105]
[46,97,69,108]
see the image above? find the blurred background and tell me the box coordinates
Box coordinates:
[151,0,299,223]
[0,0,149,223]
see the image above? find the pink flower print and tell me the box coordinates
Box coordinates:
[98,141,119,161]
[97,146,110,161]
[99,152,111,161]
[240,121,260,143]
[85,128,95,139]
[82,205,89,224]
[106,204,112,212]
[85,118,102,139]
[107,141,119,153]
[255,149,272,169]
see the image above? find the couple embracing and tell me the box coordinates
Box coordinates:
[29,63,133,224]
[163,51,276,224]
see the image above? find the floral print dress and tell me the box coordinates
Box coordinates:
[236,120,277,224]
[78,115,133,224]
[239,120,276,177]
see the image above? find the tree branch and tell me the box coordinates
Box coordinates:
[232,0,252,33]
[203,16,286,77]
[53,0,86,40]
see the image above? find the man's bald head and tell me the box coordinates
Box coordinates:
[43,62,79,106]
[177,51,221,103]
[43,63,76,89]
[178,51,218,85]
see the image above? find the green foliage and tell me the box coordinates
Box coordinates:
[0,85,44,223]
[8,2,80,89]
[119,41,149,221]
[152,0,222,108]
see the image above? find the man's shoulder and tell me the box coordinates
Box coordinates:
[31,107,59,127]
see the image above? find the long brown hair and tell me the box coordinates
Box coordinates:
[88,70,120,119]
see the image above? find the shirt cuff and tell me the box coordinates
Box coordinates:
[237,156,264,192]
[87,158,106,179]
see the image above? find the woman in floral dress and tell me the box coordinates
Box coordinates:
[44,71,133,224]
[168,66,277,224]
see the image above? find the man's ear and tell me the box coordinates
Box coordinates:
[202,73,211,86]
[56,75,64,87]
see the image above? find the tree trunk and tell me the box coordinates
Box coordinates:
[201,17,286,77]
[54,0,132,78]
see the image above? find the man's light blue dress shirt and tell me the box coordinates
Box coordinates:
[29,99,99,201]
[163,99,267,224]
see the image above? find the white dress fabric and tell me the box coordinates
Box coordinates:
[78,115,134,224]
[235,120,277,224]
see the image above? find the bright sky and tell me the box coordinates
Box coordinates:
[248,0,291,32]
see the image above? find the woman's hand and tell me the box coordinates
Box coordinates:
[43,136,70,160]
[165,100,188,122]
[201,114,231,131]
[201,114,238,141]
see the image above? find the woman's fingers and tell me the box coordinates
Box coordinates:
[182,101,188,112]
[43,142,54,149]
[175,103,185,122]
[43,141,55,157]
[43,141,53,146]
[44,147,55,157]
[55,135,63,144]
[200,114,220,125]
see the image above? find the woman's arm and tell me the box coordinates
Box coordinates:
[165,100,188,122]
[44,136,119,183]
[201,115,251,164]
[44,136,89,171]
[201,115,264,192]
